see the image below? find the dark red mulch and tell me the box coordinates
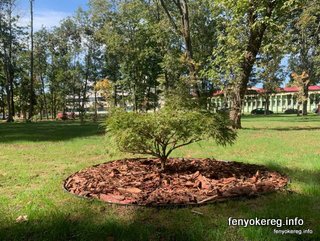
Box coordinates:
[64,158,288,206]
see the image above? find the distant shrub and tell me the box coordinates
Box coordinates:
[106,107,236,170]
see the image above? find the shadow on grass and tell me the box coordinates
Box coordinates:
[0,121,104,143]
[0,204,217,241]
[1,193,319,241]
[244,127,320,131]
[264,161,320,188]
[242,114,320,122]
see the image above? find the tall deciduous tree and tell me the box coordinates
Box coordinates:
[288,0,320,115]
[207,0,292,128]
[0,0,25,122]
[256,33,286,114]
[98,0,163,112]
[34,28,50,119]
[28,0,36,120]
[291,71,310,116]
[159,0,200,97]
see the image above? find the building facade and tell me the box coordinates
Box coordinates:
[211,86,320,114]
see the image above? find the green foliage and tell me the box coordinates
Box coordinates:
[106,107,236,169]
[288,0,320,83]
[97,0,164,111]
[205,0,290,87]
[0,0,317,124]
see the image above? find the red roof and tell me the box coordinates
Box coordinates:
[213,85,320,96]
[309,86,320,91]
[282,86,299,92]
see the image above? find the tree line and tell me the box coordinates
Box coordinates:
[0,0,319,127]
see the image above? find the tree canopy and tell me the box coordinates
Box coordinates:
[0,0,318,123]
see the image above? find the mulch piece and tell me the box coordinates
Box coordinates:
[64,158,288,206]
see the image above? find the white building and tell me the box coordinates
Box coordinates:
[211,85,320,114]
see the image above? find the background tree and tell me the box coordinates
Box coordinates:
[288,0,320,115]
[0,0,22,122]
[206,0,292,128]
[159,0,217,103]
[0,60,6,119]
[28,0,36,120]
[34,28,50,119]
[256,45,286,115]
[98,0,163,112]
[291,71,310,116]
[159,0,197,96]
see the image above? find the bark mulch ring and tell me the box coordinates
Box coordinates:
[64,158,289,206]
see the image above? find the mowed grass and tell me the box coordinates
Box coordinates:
[0,115,319,241]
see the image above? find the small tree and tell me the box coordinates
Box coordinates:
[95,78,112,100]
[291,71,310,116]
[106,107,236,171]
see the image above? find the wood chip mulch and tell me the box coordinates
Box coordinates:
[64,158,288,206]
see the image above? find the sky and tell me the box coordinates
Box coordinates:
[16,0,89,31]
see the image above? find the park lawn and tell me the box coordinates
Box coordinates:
[0,115,319,241]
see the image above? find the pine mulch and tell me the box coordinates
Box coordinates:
[64,158,288,206]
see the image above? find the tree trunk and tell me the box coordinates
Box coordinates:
[39,107,42,120]
[1,92,5,120]
[2,105,5,120]
[160,157,167,172]
[78,92,82,120]
[229,84,244,129]
[28,0,35,120]
[297,102,301,116]
[154,81,157,112]
[10,77,14,116]
[302,85,308,115]
[180,0,200,98]
[264,94,270,115]
[5,81,12,122]
[114,84,117,107]
[80,48,91,122]
[133,82,138,112]
[52,92,57,119]
[94,86,97,121]
[229,1,275,129]
[72,92,76,113]
[40,75,49,119]
[51,91,54,119]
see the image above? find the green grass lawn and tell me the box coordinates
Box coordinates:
[0,115,319,241]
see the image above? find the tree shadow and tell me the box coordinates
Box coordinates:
[0,121,104,143]
[1,192,319,241]
[243,114,320,122]
[244,127,320,131]
[0,202,221,241]
[264,161,320,187]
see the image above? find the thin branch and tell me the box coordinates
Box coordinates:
[159,0,181,35]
